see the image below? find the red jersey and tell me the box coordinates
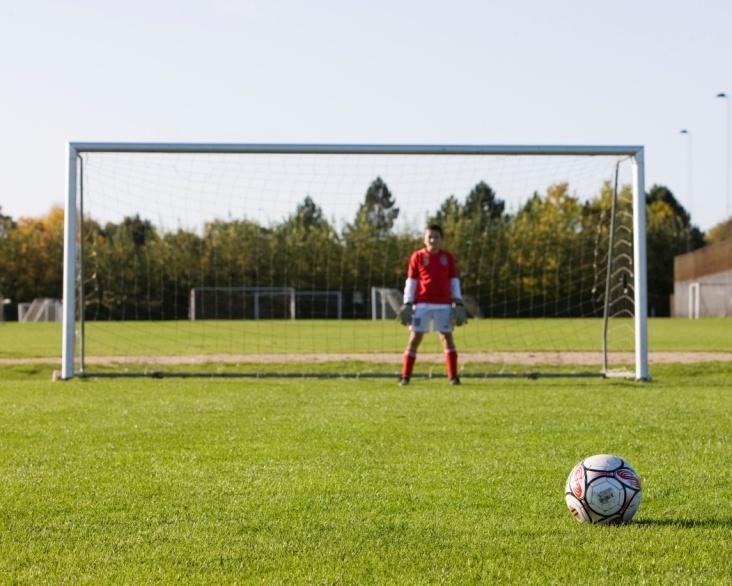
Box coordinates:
[407,248,459,304]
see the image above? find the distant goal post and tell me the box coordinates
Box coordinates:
[60,142,649,380]
[189,287,296,320]
[371,287,401,320]
[188,287,343,320]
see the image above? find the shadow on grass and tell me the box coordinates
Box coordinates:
[634,517,732,529]
[0,364,56,381]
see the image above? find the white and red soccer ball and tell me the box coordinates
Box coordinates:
[564,454,642,524]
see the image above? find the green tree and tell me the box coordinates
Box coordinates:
[201,218,272,290]
[345,177,399,240]
[507,184,584,316]
[275,196,342,292]
[0,206,16,312]
[579,181,636,318]
[156,229,204,319]
[340,178,402,313]
[646,185,705,252]
[87,214,163,319]
[645,184,705,316]
[0,206,14,239]
[425,182,509,316]
[429,195,462,232]
[463,181,505,226]
[103,214,157,248]
[287,196,327,233]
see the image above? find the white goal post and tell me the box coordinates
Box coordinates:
[19,298,63,322]
[296,291,343,320]
[61,143,649,380]
[371,287,402,320]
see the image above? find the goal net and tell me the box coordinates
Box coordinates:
[61,144,648,380]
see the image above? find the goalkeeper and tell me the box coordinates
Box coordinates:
[398,224,467,385]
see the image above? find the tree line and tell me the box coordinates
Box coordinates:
[0,178,708,320]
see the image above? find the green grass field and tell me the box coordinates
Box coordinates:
[1,363,731,583]
[2,318,732,359]
[1,320,731,583]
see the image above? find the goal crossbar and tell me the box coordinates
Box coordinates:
[66,142,643,156]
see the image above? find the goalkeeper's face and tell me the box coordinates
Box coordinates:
[423,228,443,252]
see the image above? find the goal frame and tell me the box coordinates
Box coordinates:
[189,287,296,320]
[61,142,649,380]
[371,287,402,320]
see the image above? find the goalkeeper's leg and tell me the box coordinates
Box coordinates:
[401,331,424,384]
[439,332,459,384]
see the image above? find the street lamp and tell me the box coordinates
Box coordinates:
[717,92,730,224]
[680,129,693,251]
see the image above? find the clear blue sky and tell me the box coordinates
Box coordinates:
[1,0,730,230]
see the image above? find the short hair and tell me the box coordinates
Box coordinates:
[425,224,444,237]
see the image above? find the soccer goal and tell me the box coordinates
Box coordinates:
[189,287,296,320]
[19,298,63,322]
[371,287,402,320]
[295,291,343,319]
[61,143,648,380]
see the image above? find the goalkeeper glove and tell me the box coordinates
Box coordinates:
[453,300,468,326]
[398,303,414,326]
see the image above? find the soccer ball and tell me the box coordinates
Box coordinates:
[564,454,642,524]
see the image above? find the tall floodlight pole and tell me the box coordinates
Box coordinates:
[717,93,730,226]
[680,129,693,251]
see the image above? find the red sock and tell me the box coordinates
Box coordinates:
[445,348,458,379]
[402,351,416,378]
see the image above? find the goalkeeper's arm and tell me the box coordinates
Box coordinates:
[404,278,417,305]
[450,277,462,304]
[398,278,418,325]
[451,278,468,326]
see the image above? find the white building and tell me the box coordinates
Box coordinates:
[673,237,732,318]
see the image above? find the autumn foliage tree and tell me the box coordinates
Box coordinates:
[0,206,64,318]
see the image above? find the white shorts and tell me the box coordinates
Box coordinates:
[411,303,454,333]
